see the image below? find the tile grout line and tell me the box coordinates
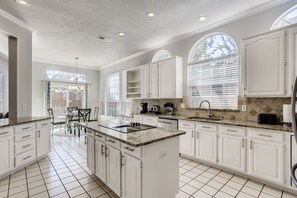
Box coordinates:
[24,167,30,198]
[36,160,51,198]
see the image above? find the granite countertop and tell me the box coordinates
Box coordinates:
[0,117,50,128]
[79,119,185,147]
[133,113,293,133]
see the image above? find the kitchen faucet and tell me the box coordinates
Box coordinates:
[199,100,214,119]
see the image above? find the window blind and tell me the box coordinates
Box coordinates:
[106,73,120,116]
[188,55,239,110]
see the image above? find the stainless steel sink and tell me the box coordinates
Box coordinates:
[186,116,223,121]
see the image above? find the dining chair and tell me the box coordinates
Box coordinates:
[66,107,79,133]
[47,108,66,136]
[88,107,99,122]
[75,108,91,137]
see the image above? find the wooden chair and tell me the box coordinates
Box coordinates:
[47,108,66,136]
[66,107,79,133]
[88,107,99,122]
[75,108,91,137]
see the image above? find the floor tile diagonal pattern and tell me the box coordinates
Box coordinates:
[0,133,296,198]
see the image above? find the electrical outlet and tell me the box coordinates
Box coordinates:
[241,105,247,112]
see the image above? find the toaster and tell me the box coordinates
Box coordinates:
[257,113,277,125]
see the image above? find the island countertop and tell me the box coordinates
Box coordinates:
[0,117,51,128]
[79,119,185,147]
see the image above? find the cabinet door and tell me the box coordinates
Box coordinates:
[249,139,285,184]
[87,136,95,173]
[219,134,245,172]
[150,63,159,98]
[36,128,51,158]
[289,27,297,95]
[122,155,142,198]
[95,140,106,182]
[196,131,217,163]
[159,58,176,98]
[0,135,13,175]
[243,30,286,97]
[122,70,128,101]
[141,65,150,98]
[106,146,121,196]
[179,127,195,157]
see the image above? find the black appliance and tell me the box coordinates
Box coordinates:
[257,113,277,125]
[151,105,161,114]
[291,76,297,186]
[140,103,148,114]
[164,103,175,115]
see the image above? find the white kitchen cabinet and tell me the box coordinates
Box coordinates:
[0,128,13,176]
[289,26,297,95]
[95,139,106,182]
[195,123,217,163]
[142,116,158,127]
[133,115,143,123]
[122,154,142,198]
[126,67,142,99]
[179,127,195,157]
[249,138,285,184]
[106,145,121,196]
[141,64,150,98]
[36,120,51,158]
[142,63,159,98]
[87,134,95,173]
[242,30,286,97]
[158,57,183,98]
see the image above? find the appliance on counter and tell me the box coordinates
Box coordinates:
[158,118,178,130]
[257,113,277,125]
[164,103,175,115]
[140,103,148,114]
[283,104,297,125]
[291,77,297,186]
[151,105,161,114]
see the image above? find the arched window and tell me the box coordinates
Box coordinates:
[151,50,172,62]
[271,4,297,30]
[187,33,239,110]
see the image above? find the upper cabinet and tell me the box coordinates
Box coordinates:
[289,26,297,94]
[141,63,159,98]
[242,30,286,97]
[124,66,142,99]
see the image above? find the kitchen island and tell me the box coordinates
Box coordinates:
[79,119,185,198]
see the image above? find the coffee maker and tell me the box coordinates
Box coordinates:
[140,103,148,114]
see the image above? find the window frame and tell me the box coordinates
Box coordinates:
[151,49,173,62]
[271,4,297,30]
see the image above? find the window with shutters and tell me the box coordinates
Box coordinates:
[271,4,297,30]
[187,33,239,110]
[106,72,120,116]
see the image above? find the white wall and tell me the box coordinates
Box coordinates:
[0,56,8,113]
[0,10,32,118]
[32,61,99,116]
[99,0,297,97]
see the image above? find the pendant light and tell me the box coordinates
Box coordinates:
[69,57,84,92]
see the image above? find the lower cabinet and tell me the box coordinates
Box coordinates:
[36,127,51,158]
[179,127,195,156]
[249,138,285,184]
[87,134,95,173]
[195,131,217,163]
[0,128,13,176]
[106,146,121,196]
[121,154,142,198]
[95,140,106,182]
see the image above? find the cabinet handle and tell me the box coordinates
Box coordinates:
[101,145,105,156]
[22,135,30,139]
[108,139,116,143]
[0,132,9,136]
[37,131,40,138]
[258,134,272,138]
[250,140,253,150]
[183,124,189,126]
[227,129,237,133]
[23,155,31,160]
[22,144,31,149]
[124,146,134,152]
[197,132,199,139]
[105,147,109,157]
[22,127,31,130]
[192,131,194,138]
[121,155,125,167]
[96,134,102,138]
[243,88,246,96]
[202,126,210,129]
[41,123,48,126]
[87,131,92,134]
[242,139,244,148]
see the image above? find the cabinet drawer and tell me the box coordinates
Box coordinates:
[106,137,120,149]
[15,131,34,142]
[142,116,158,126]
[133,115,142,122]
[15,149,36,167]
[36,120,51,129]
[86,129,95,138]
[179,120,195,129]
[121,143,141,159]
[196,123,217,133]
[219,125,246,136]
[15,138,35,155]
[0,127,13,138]
[15,123,35,134]
[95,133,105,142]
[249,129,284,143]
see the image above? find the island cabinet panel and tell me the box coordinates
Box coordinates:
[106,146,121,196]
[0,127,13,176]
[95,140,106,182]
[87,133,95,173]
[36,120,51,158]
[122,154,142,198]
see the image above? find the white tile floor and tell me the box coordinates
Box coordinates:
[0,132,296,198]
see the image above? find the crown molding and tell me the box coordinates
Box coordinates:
[0,8,34,32]
[97,0,292,70]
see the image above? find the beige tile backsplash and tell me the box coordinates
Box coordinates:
[132,97,291,122]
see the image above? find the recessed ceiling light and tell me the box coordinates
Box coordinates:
[146,12,156,17]
[198,16,207,21]
[117,32,125,36]
[16,0,30,6]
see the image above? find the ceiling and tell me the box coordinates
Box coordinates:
[0,0,290,69]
